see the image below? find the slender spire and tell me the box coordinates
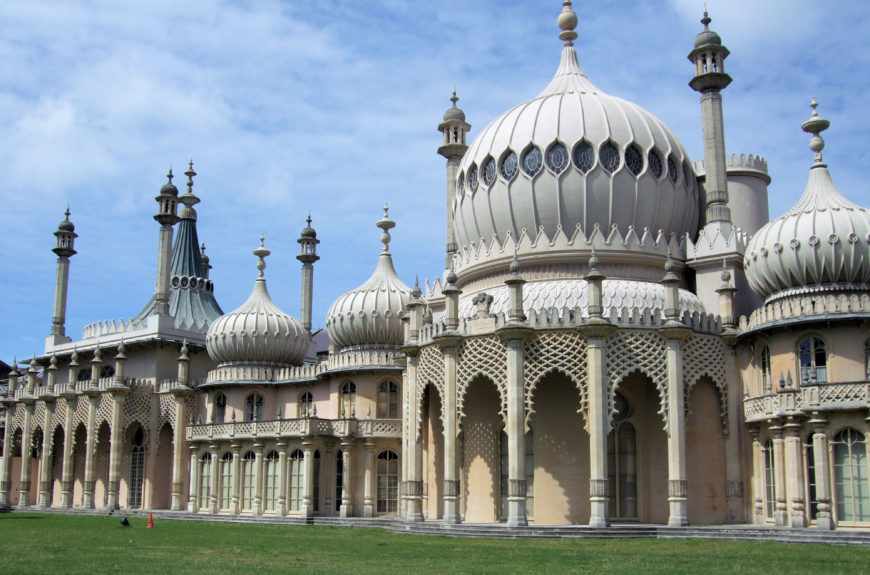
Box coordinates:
[701,5,711,30]
[801,97,830,165]
[254,234,270,278]
[450,85,458,108]
[376,203,395,253]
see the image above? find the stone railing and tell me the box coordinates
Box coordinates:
[206,363,324,385]
[6,376,203,402]
[739,290,870,332]
[186,417,402,442]
[744,381,869,423]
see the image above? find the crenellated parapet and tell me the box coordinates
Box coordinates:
[738,287,870,333]
[694,153,769,180]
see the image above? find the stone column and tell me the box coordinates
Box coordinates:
[439,339,462,524]
[60,395,76,508]
[323,441,334,516]
[770,422,788,526]
[498,327,533,527]
[784,417,806,528]
[170,393,188,510]
[363,438,374,517]
[231,443,241,514]
[18,401,35,507]
[37,399,56,508]
[81,392,98,509]
[209,443,220,514]
[0,402,14,506]
[276,441,288,516]
[810,414,834,530]
[340,439,353,517]
[187,447,198,512]
[105,392,126,510]
[749,427,764,524]
[403,352,423,522]
[253,442,264,515]
[581,327,615,528]
[301,439,314,519]
[661,330,692,527]
[722,340,744,523]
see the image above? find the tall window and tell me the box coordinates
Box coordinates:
[525,428,535,519]
[214,393,227,423]
[220,452,233,510]
[763,440,776,519]
[299,392,313,418]
[833,429,869,523]
[798,337,827,383]
[378,381,399,418]
[377,450,399,514]
[341,382,356,417]
[805,442,819,521]
[313,450,321,512]
[760,345,772,394]
[264,451,279,512]
[864,339,870,379]
[246,393,264,421]
[607,392,637,520]
[500,430,509,520]
[241,451,255,511]
[199,453,212,510]
[335,450,344,510]
[288,450,303,512]
[128,427,145,509]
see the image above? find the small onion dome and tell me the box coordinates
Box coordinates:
[443,87,466,122]
[326,206,411,349]
[694,10,722,48]
[206,236,308,365]
[300,214,317,239]
[160,167,179,196]
[744,100,870,300]
[58,207,75,232]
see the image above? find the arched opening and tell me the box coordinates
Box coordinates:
[421,383,444,520]
[219,452,233,511]
[245,393,264,421]
[611,371,667,523]
[833,428,869,523]
[460,376,501,523]
[264,450,279,513]
[241,451,255,512]
[527,371,587,524]
[94,422,111,507]
[50,426,65,507]
[340,382,356,418]
[798,336,827,383]
[214,393,227,423]
[334,449,344,513]
[72,424,87,507]
[377,450,399,515]
[763,439,776,521]
[299,392,313,418]
[760,345,772,394]
[198,452,212,511]
[288,449,303,512]
[127,426,146,509]
[152,423,174,509]
[378,381,399,419]
[686,377,727,524]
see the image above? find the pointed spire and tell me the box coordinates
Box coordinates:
[701,5,711,30]
[802,97,830,165]
[376,203,396,253]
[558,1,578,46]
[411,275,422,298]
[253,234,270,278]
[185,160,196,195]
[450,85,458,108]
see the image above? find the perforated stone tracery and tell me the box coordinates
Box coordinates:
[456,336,507,430]
[415,346,445,439]
[524,332,588,431]
[683,335,729,433]
[607,330,668,427]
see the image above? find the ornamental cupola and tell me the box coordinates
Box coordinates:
[53,207,77,258]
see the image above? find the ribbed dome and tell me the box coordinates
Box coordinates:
[206,237,308,365]
[452,30,698,276]
[744,105,870,300]
[326,209,411,349]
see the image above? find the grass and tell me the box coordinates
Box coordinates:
[0,513,868,574]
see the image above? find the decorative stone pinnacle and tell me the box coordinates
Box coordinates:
[167,167,174,185]
[509,251,521,275]
[588,245,599,270]
[376,203,396,253]
[306,212,312,227]
[50,354,58,369]
[720,258,732,283]
[29,355,38,374]
[802,97,830,164]
[180,339,189,360]
[411,275,422,298]
[117,339,127,358]
[701,5,711,30]
[558,0,578,46]
[185,160,196,193]
[65,205,71,220]
[253,234,271,278]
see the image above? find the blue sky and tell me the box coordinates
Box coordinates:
[1,0,868,363]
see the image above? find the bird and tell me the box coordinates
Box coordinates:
[119,517,130,527]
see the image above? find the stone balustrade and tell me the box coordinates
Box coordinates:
[744,381,870,423]
[186,417,402,442]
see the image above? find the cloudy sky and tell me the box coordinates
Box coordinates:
[1,0,867,363]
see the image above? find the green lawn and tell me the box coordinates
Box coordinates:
[0,513,868,574]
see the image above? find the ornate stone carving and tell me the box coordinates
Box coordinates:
[607,330,668,426]
[524,332,588,431]
[456,337,508,428]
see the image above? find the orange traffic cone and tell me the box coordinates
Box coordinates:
[147,512,154,528]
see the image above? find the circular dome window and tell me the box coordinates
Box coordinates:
[468,164,479,191]
[501,151,518,180]
[522,147,543,176]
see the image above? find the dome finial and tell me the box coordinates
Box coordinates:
[253,234,270,278]
[376,203,396,253]
[167,166,174,184]
[701,4,711,31]
[801,97,830,164]
[65,204,71,221]
[451,85,458,108]
[306,211,312,227]
[558,1,578,46]
[185,160,196,195]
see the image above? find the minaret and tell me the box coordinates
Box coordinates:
[689,8,732,226]
[48,207,78,346]
[153,167,180,316]
[296,214,320,333]
[200,244,212,279]
[437,88,470,270]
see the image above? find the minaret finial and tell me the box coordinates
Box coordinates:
[701,5,711,30]
[185,160,196,195]
[65,204,71,220]
[558,1,578,46]
[306,211,312,227]
[451,85,458,108]
[801,97,830,164]
[376,203,395,253]
[253,234,270,278]
[167,166,174,184]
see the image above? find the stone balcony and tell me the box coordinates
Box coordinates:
[186,417,402,442]
[743,381,869,423]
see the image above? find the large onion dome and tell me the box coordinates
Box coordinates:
[744,101,870,301]
[206,236,309,365]
[452,1,698,277]
[326,207,411,350]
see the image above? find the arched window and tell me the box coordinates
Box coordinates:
[299,392,313,418]
[220,452,233,510]
[288,449,304,512]
[264,451,279,512]
[833,429,869,523]
[804,441,819,521]
[246,393,264,421]
[214,393,227,423]
[335,450,344,510]
[313,450,321,512]
[128,427,145,509]
[525,427,535,519]
[241,451,255,511]
[199,453,212,511]
[608,420,637,520]
[377,450,399,514]
[760,345,772,394]
[341,382,356,418]
[377,381,399,419]
[798,337,827,383]
[763,439,776,519]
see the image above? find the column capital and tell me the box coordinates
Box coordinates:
[577,319,617,340]
[496,325,534,344]
[434,334,463,351]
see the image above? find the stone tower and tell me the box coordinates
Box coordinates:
[437,88,470,271]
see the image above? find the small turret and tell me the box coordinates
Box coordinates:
[296,214,320,333]
[438,88,471,270]
[153,167,181,316]
[48,207,78,345]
